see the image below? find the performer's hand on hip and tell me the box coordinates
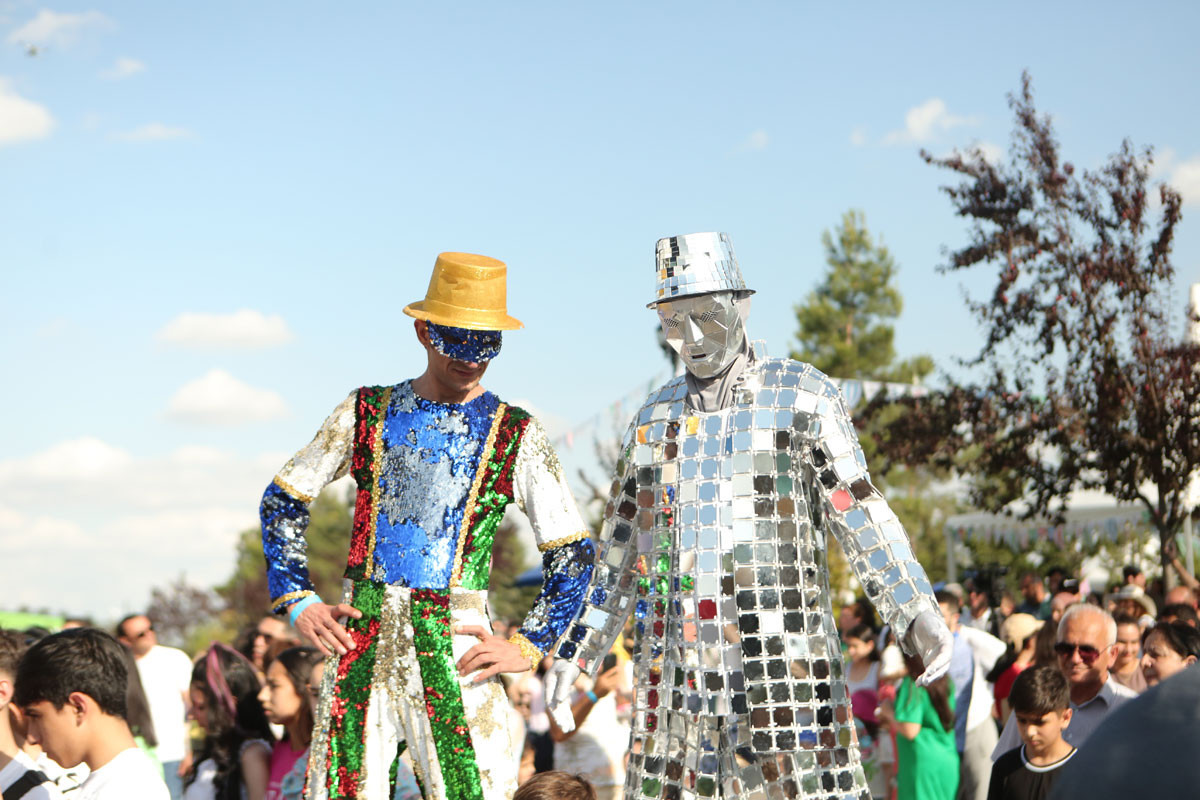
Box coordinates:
[904,609,954,686]
[296,602,363,657]
[455,625,531,682]
[544,660,582,733]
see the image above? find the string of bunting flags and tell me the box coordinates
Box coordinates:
[945,505,1152,550]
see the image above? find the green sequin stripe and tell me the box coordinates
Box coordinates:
[326,580,385,797]
[458,407,529,591]
[411,589,484,800]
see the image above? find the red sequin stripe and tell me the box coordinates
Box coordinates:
[455,406,529,590]
[346,386,390,578]
[324,580,385,798]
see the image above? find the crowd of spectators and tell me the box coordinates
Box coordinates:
[2,560,1199,800]
[836,563,1200,800]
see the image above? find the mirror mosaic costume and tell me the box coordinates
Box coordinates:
[546,233,952,800]
[259,253,594,800]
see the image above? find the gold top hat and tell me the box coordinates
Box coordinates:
[403,252,524,331]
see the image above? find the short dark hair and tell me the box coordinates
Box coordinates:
[934,589,961,612]
[1122,565,1142,580]
[0,629,26,677]
[514,772,597,800]
[1143,622,1200,660]
[1159,604,1199,626]
[14,628,128,717]
[115,613,146,639]
[1009,665,1070,717]
[1113,613,1140,628]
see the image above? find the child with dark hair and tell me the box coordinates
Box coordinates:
[513,771,596,800]
[185,644,272,800]
[844,623,881,696]
[0,628,60,800]
[14,628,168,798]
[877,653,958,800]
[1156,602,1199,627]
[986,666,1075,800]
[257,647,321,800]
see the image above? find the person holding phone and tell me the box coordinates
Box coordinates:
[547,653,630,800]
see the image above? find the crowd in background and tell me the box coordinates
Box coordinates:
[2,561,1199,800]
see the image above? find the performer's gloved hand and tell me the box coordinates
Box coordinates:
[544,660,582,734]
[296,602,363,657]
[904,609,954,686]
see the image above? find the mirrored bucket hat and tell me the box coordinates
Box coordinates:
[648,231,755,307]
[403,251,524,331]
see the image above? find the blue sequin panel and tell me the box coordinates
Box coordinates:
[371,382,500,588]
[518,537,596,654]
[260,482,315,605]
[426,322,502,363]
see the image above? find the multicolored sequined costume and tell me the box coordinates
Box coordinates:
[261,380,594,800]
[553,346,940,800]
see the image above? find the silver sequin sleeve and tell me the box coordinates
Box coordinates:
[510,415,596,657]
[261,391,356,611]
[273,390,357,501]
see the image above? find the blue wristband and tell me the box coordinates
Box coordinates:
[287,594,323,626]
[586,690,599,704]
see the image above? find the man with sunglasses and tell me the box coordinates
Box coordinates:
[115,614,192,799]
[990,603,1137,760]
[259,251,594,800]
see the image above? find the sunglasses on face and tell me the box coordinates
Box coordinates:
[1053,641,1103,664]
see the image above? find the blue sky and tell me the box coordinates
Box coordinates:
[2,1,1198,619]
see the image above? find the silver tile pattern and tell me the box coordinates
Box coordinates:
[557,351,939,800]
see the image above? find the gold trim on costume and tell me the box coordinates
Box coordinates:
[508,632,543,669]
[270,590,316,612]
[537,530,591,553]
[272,475,314,504]
[362,387,393,579]
[449,403,507,587]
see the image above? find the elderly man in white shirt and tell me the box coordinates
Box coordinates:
[992,603,1136,759]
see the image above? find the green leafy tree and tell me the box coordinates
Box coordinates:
[791,210,932,383]
[791,210,950,599]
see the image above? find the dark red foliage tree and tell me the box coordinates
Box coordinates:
[870,72,1200,577]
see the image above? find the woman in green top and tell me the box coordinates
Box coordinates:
[878,653,958,800]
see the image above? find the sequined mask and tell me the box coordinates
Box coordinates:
[426,322,502,363]
[657,291,746,379]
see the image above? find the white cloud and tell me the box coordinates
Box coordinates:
[937,139,1004,166]
[737,129,769,151]
[157,309,294,349]
[1146,148,1200,207]
[1168,156,1200,206]
[0,440,282,616]
[0,78,53,145]
[2,436,135,481]
[166,370,289,426]
[113,122,192,142]
[973,140,1003,165]
[101,56,144,80]
[6,10,112,48]
[849,126,868,147]
[883,98,977,145]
